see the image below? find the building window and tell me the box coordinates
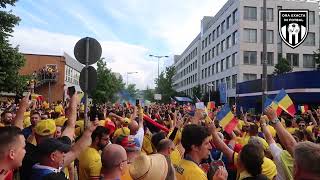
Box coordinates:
[227,15,231,29]
[205,68,207,78]
[260,8,273,22]
[233,9,238,24]
[260,30,274,44]
[244,51,257,65]
[221,40,225,52]
[303,54,315,68]
[303,32,315,46]
[221,59,224,72]
[208,66,211,76]
[226,76,231,89]
[212,30,216,42]
[232,74,237,89]
[212,64,215,74]
[232,31,238,45]
[217,25,220,38]
[286,53,299,67]
[221,20,225,34]
[208,33,211,44]
[216,80,220,91]
[244,6,257,20]
[202,55,204,64]
[212,47,215,58]
[309,11,315,25]
[209,50,212,60]
[261,52,274,66]
[205,38,208,48]
[205,52,208,62]
[243,73,257,81]
[226,56,230,69]
[202,69,204,79]
[216,43,220,56]
[216,62,219,73]
[232,52,237,67]
[244,28,257,43]
[202,41,204,50]
[227,35,231,49]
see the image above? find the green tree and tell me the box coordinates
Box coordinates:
[192,85,201,101]
[125,84,138,99]
[155,66,177,103]
[0,0,28,93]
[91,58,125,104]
[143,86,154,102]
[274,58,292,75]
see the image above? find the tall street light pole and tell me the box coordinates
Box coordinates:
[262,0,267,112]
[207,83,214,102]
[126,72,138,86]
[149,54,169,79]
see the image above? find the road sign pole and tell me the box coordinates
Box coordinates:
[84,37,89,127]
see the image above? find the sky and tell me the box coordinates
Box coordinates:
[8,0,228,90]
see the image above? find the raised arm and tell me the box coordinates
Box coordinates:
[265,107,297,156]
[308,110,317,126]
[13,93,30,129]
[131,106,137,121]
[62,94,77,140]
[64,121,98,166]
[260,115,275,144]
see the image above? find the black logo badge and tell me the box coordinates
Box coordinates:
[278,10,309,49]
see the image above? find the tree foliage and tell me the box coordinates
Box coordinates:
[143,86,154,102]
[0,0,28,93]
[192,85,201,101]
[125,84,138,99]
[274,58,292,75]
[91,58,125,104]
[155,66,178,103]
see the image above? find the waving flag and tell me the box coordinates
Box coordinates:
[264,97,282,116]
[274,89,296,117]
[207,101,216,111]
[298,105,308,113]
[216,105,238,134]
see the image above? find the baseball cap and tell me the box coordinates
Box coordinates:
[37,138,71,156]
[35,119,56,136]
[115,135,140,152]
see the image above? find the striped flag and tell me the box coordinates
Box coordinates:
[274,89,296,117]
[216,105,238,134]
[264,97,282,116]
[207,101,216,111]
[298,105,308,113]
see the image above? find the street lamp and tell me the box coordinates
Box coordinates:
[149,54,169,79]
[126,72,138,86]
[206,83,214,102]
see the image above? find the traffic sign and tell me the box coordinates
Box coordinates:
[79,66,97,94]
[74,37,102,65]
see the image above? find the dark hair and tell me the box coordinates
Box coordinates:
[91,126,109,141]
[1,110,11,118]
[151,132,166,148]
[285,119,292,127]
[249,124,259,136]
[181,124,210,153]
[156,139,173,152]
[240,144,264,177]
[0,126,23,155]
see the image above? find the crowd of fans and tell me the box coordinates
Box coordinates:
[0,93,320,180]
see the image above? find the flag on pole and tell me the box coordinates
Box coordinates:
[170,97,177,105]
[195,96,201,103]
[298,105,308,113]
[207,101,216,111]
[216,105,238,134]
[274,89,296,117]
[263,97,282,116]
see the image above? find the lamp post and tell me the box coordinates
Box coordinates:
[149,54,169,79]
[262,0,267,112]
[207,83,214,102]
[126,72,138,86]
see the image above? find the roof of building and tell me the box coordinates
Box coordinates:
[64,52,84,72]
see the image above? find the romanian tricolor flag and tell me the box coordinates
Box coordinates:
[298,105,308,113]
[207,101,216,111]
[216,105,238,134]
[125,102,131,108]
[264,97,282,116]
[274,89,296,117]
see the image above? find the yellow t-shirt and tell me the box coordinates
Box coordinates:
[55,116,68,126]
[286,127,298,134]
[233,152,277,180]
[170,147,183,166]
[142,134,154,155]
[267,125,276,138]
[55,104,64,114]
[23,117,31,128]
[121,167,133,180]
[78,147,102,180]
[174,159,207,180]
[113,127,130,138]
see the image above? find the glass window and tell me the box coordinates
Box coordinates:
[202,69,204,79]
[244,51,257,65]
[309,11,315,25]
[208,34,211,44]
[208,66,211,76]
[244,6,257,20]
[216,43,220,56]
[205,52,208,62]
[216,80,220,91]
[226,56,230,69]
[217,25,220,38]
[303,32,315,46]
[226,76,231,89]
[232,74,237,89]
[260,8,273,22]
[232,52,237,67]
[243,73,257,81]
[260,30,274,44]
[233,9,238,24]
[227,36,232,49]
[208,50,211,60]
[205,38,208,47]
[221,59,224,72]
[244,28,257,43]
[212,47,215,58]
[212,30,216,42]
[227,15,231,29]
[221,40,225,52]
[286,53,299,67]
[232,31,238,45]
[303,54,315,68]
[221,20,225,34]
[216,62,219,73]
[212,64,215,74]
[261,52,274,66]
[205,68,207,78]
[202,55,204,64]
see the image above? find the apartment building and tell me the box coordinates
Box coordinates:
[172,0,319,102]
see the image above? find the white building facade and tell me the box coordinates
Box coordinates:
[173,0,319,102]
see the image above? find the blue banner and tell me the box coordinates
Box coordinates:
[219,83,227,104]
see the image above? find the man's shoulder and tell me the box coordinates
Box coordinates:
[175,159,206,176]
[79,147,101,161]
